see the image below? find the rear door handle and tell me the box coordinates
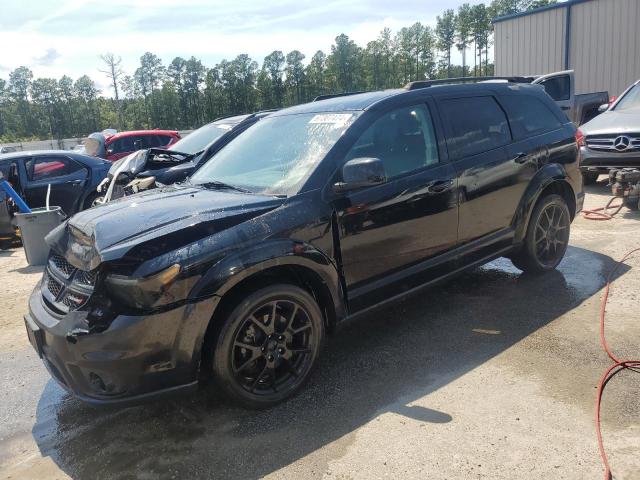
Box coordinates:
[513,152,529,164]
[427,179,454,193]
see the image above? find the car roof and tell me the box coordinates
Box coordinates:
[211,114,252,126]
[0,150,109,167]
[272,90,403,115]
[271,82,546,117]
[106,129,179,140]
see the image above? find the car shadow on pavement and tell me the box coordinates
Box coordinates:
[31,245,627,479]
[0,248,16,258]
[9,264,44,274]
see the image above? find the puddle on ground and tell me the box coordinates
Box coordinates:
[19,246,616,479]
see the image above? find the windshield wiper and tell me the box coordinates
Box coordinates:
[193,180,253,194]
[184,178,286,197]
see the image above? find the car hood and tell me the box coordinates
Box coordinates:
[46,185,284,271]
[581,110,640,135]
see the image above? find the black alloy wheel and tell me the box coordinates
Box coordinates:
[511,194,571,273]
[213,284,324,408]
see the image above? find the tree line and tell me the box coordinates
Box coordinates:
[0,0,555,143]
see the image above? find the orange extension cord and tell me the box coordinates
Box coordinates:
[595,247,640,480]
[582,197,624,221]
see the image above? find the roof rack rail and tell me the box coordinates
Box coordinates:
[404,76,537,90]
[313,91,365,102]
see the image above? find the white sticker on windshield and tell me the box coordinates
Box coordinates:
[309,113,352,127]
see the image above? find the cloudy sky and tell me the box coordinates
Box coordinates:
[1,0,488,93]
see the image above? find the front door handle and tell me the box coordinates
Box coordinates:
[427,179,454,194]
[513,152,529,164]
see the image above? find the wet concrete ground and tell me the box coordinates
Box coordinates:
[1,182,639,479]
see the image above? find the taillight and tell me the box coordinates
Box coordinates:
[609,95,617,104]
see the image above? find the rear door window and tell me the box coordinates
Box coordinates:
[157,135,173,146]
[26,156,83,181]
[500,95,563,139]
[538,75,570,101]
[109,137,135,154]
[440,96,511,159]
[137,134,159,149]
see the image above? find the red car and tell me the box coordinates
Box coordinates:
[84,129,181,161]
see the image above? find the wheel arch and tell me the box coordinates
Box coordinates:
[193,240,346,379]
[513,164,577,243]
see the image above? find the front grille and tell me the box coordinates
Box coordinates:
[46,274,63,299]
[61,292,88,309]
[586,134,640,153]
[76,270,97,286]
[42,252,98,313]
[50,253,76,278]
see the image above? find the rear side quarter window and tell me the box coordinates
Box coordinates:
[499,95,563,139]
[439,96,511,159]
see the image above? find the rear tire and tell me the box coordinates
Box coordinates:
[511,194,571,274]
[212,284,325,409]
[582,171,599,185]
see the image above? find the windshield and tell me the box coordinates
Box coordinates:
[190,112,358,195]
[614,83,640,112]
[171,122,234,154]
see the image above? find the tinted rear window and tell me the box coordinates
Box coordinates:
[440,96,511,158]
[500,95,562,139]
[538,75,570,101]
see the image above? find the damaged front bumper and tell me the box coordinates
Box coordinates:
[26,282,218,405]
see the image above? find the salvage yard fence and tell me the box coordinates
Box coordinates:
[1,130,194,153]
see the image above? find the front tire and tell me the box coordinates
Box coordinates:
[212,284,325,408]
[511,194,571,274]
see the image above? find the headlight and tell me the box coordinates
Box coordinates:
[105,264,181,309]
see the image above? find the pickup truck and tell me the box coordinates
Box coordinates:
[529,70,609,125]
[451,70,606,126]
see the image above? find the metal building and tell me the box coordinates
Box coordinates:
[493,0,640,96]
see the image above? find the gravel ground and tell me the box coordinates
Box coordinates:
[0,180,639,480]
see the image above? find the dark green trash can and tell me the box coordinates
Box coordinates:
[14,207,65,266]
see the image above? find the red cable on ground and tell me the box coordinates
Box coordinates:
[582,197,624,221]
[595,247,640,480]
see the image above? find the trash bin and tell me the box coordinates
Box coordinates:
[14,207,65,266]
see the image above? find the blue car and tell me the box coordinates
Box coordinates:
[0,150,111,241]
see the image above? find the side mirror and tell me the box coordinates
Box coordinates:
[333,157,386,193]
[598,103,609,113]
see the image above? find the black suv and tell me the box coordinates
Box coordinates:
[25,81,584,407]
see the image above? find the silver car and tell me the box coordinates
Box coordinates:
[578,79,640,184]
